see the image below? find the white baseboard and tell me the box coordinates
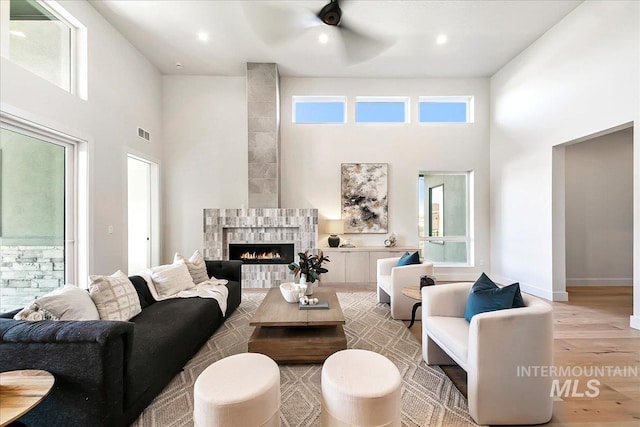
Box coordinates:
[630,315,640,331]
[553,290,570,301]
[566,277,633,286]
[520,283,569,302]
[491,274,568,302]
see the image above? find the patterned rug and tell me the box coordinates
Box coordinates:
[132,292,476,427]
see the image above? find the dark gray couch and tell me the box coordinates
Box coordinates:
[0,260,242,427]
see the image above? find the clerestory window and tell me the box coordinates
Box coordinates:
[292,96,346,124]
[355,97,409,123]
[419,96,473,123]
[1,0,86,97]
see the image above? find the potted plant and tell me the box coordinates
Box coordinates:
[288,250,330,295]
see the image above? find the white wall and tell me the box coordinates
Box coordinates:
[0,0,163,281]
[161,76,491,281]
[162,76,248,262]
[490,0,639,327]
[280,77,491,281]
[565,128,634,286]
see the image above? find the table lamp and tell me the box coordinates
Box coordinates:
[326,220,344,248]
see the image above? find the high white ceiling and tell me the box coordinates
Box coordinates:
[90,0,582,78]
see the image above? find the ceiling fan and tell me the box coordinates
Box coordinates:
[244,0,394,64]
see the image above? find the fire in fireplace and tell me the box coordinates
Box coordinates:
[229,243,295,265]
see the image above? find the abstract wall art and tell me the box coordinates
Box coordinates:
[341,163,388,233]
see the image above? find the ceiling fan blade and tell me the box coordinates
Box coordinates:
[243,2,321,45]
[337,19,394,64]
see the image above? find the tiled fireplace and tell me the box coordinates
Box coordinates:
[202,65,319,288]
[203,208,318,287]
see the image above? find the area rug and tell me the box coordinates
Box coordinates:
[132,292,476,427]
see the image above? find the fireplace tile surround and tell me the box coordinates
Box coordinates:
[203,208,318,287]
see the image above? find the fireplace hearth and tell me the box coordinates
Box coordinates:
[229,243,294,265]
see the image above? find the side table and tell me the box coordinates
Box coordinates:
[0,370,55,426]
[401,286,422,328]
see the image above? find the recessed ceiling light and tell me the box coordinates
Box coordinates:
[318,33,329,44]
[10,30,26,38]
[175,62,183,68]
[198,31,209,42]
[436,34,447,45]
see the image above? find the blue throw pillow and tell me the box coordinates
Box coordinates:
[397,251,421,266]
[512,283,525,308]
[464,273,525,321]
[470,273,525,306]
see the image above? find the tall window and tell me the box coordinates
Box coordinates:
[0,120,78,312]
[292,96,346,123]
[1,0,83,94]
[418,172,472,265]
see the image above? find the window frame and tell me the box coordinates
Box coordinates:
[292,96,347,124]
[1,110,89,287]
[418,96,474,124]
[1,0,87,98]
[355,96,410,124]
[418,171,473,266]
[428,183,444,243]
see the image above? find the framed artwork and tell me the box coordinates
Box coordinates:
[341,163,388,233]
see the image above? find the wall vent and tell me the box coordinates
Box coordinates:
[137,127,150,142]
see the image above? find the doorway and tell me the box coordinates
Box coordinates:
[127,154,158,274]
[564,127,633,287]
[552,123,635,299]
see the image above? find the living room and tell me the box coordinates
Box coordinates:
[1,0,638,426]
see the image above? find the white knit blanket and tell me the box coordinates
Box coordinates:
[137,272,230,316]
[174,279,229,316]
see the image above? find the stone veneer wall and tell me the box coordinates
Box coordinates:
[204,208,317,288]
[0,245,65,312]
[247,63,280,208]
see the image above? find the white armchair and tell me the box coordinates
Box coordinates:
[376,257,434,320]
[421,282,553,425]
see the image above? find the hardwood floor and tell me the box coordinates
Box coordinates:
[254,284,640,425]
[543,287,640,427]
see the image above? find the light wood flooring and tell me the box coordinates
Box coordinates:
[318,284,640,426]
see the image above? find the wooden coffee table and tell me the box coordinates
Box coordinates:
[0,370,54,426]
[249,287,347,364]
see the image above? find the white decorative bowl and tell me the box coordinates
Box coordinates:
[279,282,300,303]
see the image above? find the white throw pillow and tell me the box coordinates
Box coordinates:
[149,261,195,300]
[173,250,209,284]
[14,284,100,321]
[89,270,142,321]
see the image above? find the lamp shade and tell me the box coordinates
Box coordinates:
[326,219,344,235]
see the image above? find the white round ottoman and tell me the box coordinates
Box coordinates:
[194,352,281,427]
[321,349,402,427]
